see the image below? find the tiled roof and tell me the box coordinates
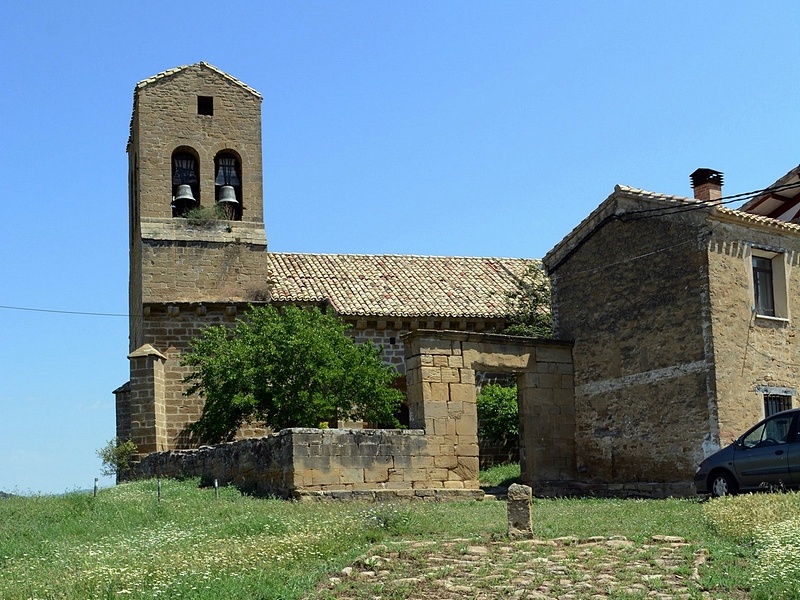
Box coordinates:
[266,253,537,319]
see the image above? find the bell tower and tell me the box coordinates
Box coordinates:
[120,63,271,454]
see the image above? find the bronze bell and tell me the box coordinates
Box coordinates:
[174,184,196,203]
[217,185,239,205]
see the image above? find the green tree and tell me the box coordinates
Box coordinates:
[502,262,552,337]
[182,305,404,443]
[476,384,519,456]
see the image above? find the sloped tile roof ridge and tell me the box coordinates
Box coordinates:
[134,61,262,98]
[269,251,536,261]
[714,205,800,233]
[614,184,695,204]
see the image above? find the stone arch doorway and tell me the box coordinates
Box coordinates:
[403,330,576,494]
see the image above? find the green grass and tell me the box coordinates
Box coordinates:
[2,475,797,599]
[478,462,521,487]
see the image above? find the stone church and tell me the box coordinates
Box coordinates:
[114,62,536,456]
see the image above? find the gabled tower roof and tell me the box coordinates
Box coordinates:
[127,62,262,149]
[134,61,262,98]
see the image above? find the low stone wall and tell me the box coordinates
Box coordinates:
[134,432,293,497]
[134,427,484,500]
[532,480,695,499]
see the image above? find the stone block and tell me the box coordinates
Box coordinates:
[363,465,390,484]
[421,366,442,383]
[507,483,533,538]
[441,367,461,383]
[434,454,459,469]
[449,383,475,403]
[448,355,464,368]
[442,480,465,489]
[454,456,479,481]
[418,338,457,355]
[309,468,342,486]
[455,414,478,437]
[535,346,573,364]
[339,467,366,484]
[463,343,534,369]
[426,382,450,402]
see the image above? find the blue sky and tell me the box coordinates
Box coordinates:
[1,2,798,493]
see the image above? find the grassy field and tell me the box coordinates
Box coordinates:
[1,468,798,599]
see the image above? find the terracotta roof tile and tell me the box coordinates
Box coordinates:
[266,253,537,319]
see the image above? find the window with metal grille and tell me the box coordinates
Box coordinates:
[764,394,792,417]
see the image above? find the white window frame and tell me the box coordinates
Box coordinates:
[748,246,790,321]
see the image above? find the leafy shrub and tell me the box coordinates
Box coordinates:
[96,438,138,477]
[476,384,519,456]
[502,262,552,338]
[182,204,230,227]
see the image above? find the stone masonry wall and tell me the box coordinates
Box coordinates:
[707,215,800,445]
[135,427,484,501]
[139,224,270,305]
[545,196,714,491]
[133,303,270,451]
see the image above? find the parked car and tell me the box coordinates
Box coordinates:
[695,408,800,497]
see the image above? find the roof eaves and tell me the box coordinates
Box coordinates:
[712,205,800,235]
[739,164,800,212]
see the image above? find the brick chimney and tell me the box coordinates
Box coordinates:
[690,168,724,203]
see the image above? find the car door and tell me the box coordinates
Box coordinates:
[733,413,794,489]
[787,414,800,485]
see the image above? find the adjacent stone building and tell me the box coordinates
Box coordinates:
[543,168,800,493]
[115,62,536,456]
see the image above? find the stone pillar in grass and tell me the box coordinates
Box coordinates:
[507,483,533,538]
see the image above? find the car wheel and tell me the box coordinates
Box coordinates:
[710,471,737,497]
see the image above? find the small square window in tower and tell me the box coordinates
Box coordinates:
[197,96,214,116]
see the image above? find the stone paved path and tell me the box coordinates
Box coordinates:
[312,535,742,599]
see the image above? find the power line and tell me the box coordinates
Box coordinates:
[622,180,800,220]
[0,304,128,318]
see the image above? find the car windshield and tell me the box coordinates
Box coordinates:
[742,415,793,448]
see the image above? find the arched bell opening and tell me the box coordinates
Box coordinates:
[171,148,200,217]
[214,151,242,220]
